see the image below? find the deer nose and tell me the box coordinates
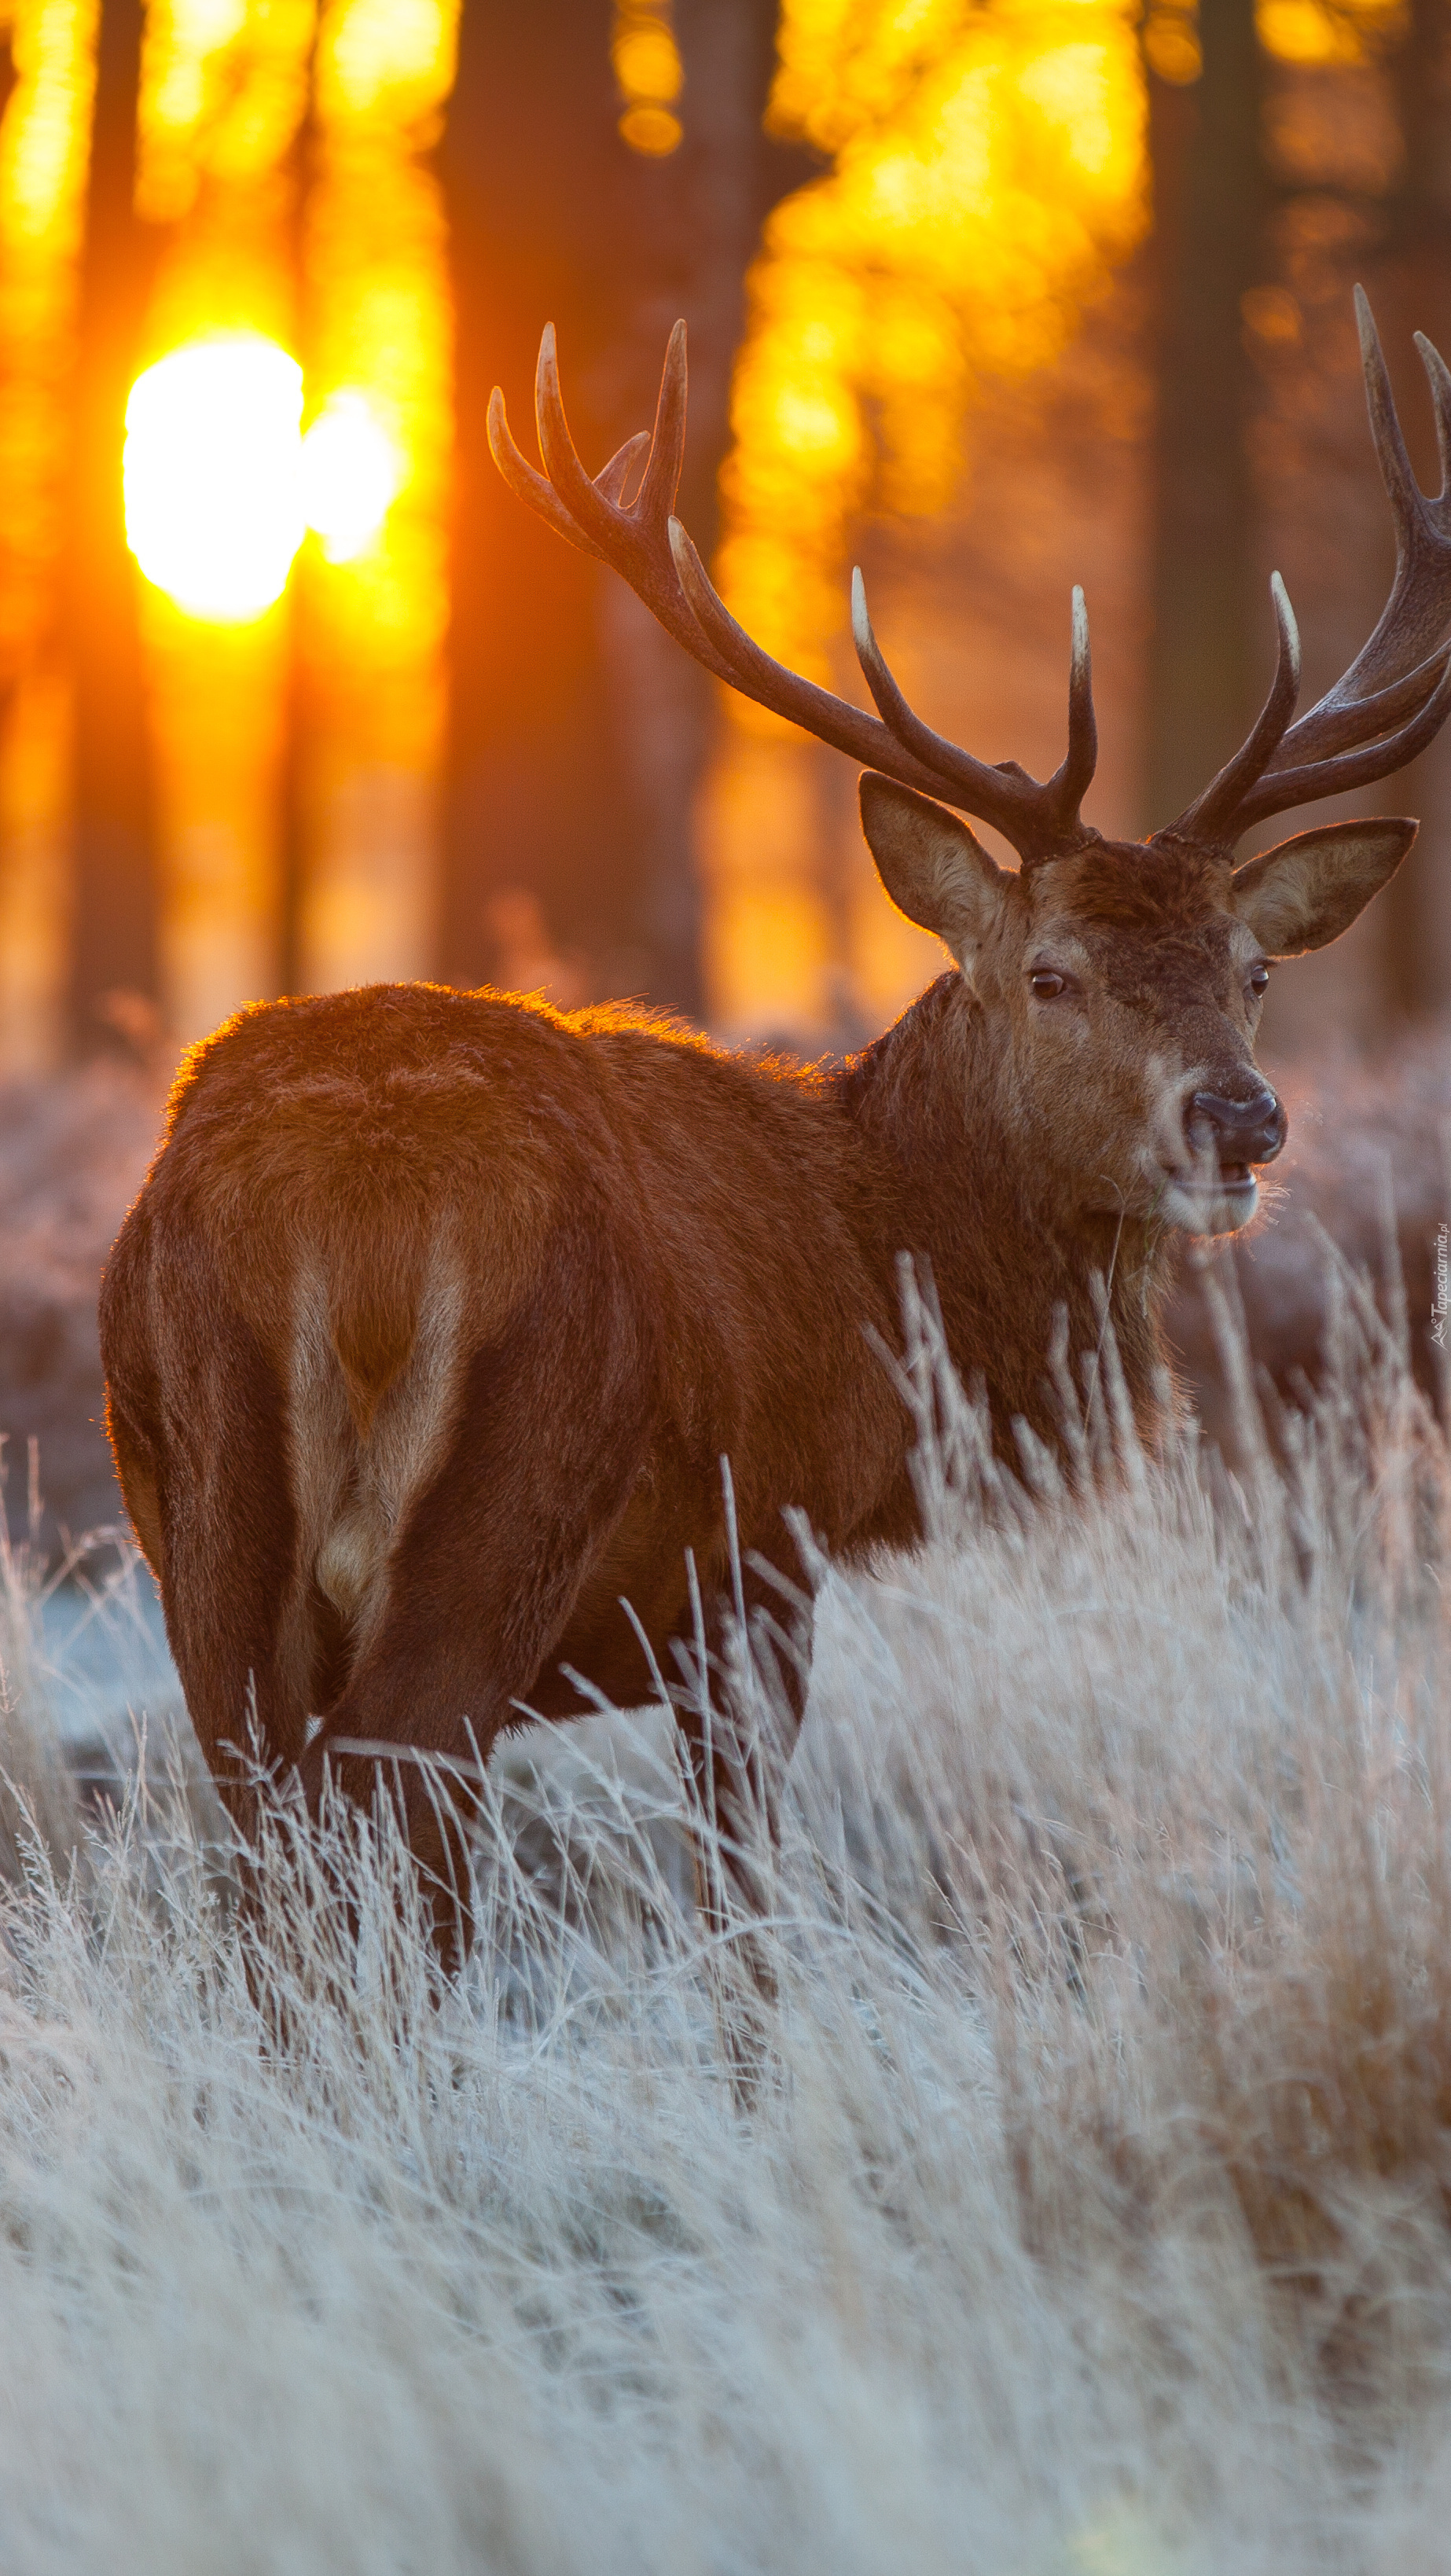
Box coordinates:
[1185,1086,1286,1167]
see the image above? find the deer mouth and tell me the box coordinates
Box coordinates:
[1156,1160,1260,1236]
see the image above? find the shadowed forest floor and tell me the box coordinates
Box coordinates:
[1,1303,1450,2570]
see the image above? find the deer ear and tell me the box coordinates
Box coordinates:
[858,774,1009,964]
[1229,818,1416,957]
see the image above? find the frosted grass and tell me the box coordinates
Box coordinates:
[1,1298,1449,2571]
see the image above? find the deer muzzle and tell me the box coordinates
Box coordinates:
[1184,1088,1287,1176]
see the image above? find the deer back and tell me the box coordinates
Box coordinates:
[101,983,914,1739]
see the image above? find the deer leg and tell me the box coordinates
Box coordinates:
[298,1251,657,1964]
[103,1285,310,1835]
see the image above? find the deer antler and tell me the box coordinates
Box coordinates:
[489,324,1100,864]
[1170,289,1451,851]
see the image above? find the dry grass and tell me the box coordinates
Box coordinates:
[1169,1029,1451,1443]
[3,1302,1451,2568]
[0,1057,164,1544]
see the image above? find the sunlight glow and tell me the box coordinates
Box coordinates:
[299,0,457,990]
[612,0,683,154]
[124,342,405,612]
[0,0,101,1062]
[702,0,1403,1045]
[124,336,304,619]
[138,0,314,227]
[717,0,1148,689]
[701,0,1147,1038]
[300,391,399,560]
[1256,0,1404,64]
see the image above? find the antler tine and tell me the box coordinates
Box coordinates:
[597,429,651,507]
[1262,641,1450,765]
[493,321,1110,862]
[515,325,738,681]
[1049,586,1098,822]
[1359,285,1425,551]
[1234,643,1451,832]
[1163,297,1451,844]
[534,320,684,549]
[534,322,630,559]
[635,318,689,527]
[845,568,1045,843]
[485,399,648,554]
[847,570,1098,854]
[675,524,1094,841]
[1317,289,1451,696]
[1170,574,1302,847]
[1416,327,1451,497]
[1262,293,1451,773]
[663,520,964,802]
[487,387,611,565]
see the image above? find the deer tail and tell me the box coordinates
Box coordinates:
[328,1260,420,1442]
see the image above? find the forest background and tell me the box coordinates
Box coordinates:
[1,0,1447,1075]
[0,0,1449,1545]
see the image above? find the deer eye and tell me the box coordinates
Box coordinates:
[1028,968,1067,1000]
[1247,964,1269,998]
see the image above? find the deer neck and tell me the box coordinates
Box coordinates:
[834,972,1178,1443]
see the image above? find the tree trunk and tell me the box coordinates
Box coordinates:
[65,0,161,1050]
[441,0,797,1016]
[1144,0,1267,832]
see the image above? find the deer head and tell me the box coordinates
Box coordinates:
[490,291,1451,1240]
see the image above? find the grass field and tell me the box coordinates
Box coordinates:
[2,1288,1450,2572]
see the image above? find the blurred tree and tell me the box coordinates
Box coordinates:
[700,0,1148,1044]
[442,0,806,1016]
[64,0,161,1052]
[278,87,318,1010]
[1144,0,1268,831]
[1147,0,1451,1032]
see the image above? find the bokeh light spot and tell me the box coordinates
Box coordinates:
[124,336,304,620]
[612,0,683,153]
[619,102,682,153]
[612,24,681,101]
[300,393,400,561]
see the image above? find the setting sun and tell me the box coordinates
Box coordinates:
[124,341,402,619]
[124,337,307,620]
[299,392,400,563]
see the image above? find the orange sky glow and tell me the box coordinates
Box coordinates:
[0,0,1410,1062]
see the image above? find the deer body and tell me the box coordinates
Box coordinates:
[101,290,1451,1930]
[102,825,1365,1867]
[105,983,907,1770]
[100,967,1146,1796]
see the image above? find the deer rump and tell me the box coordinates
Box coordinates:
[100,982,909,1842]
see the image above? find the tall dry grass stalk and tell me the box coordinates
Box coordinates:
[3,1294,1451,2568]
[0,1439,86,1881]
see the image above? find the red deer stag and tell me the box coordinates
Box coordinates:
[101,289,1451,1942]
